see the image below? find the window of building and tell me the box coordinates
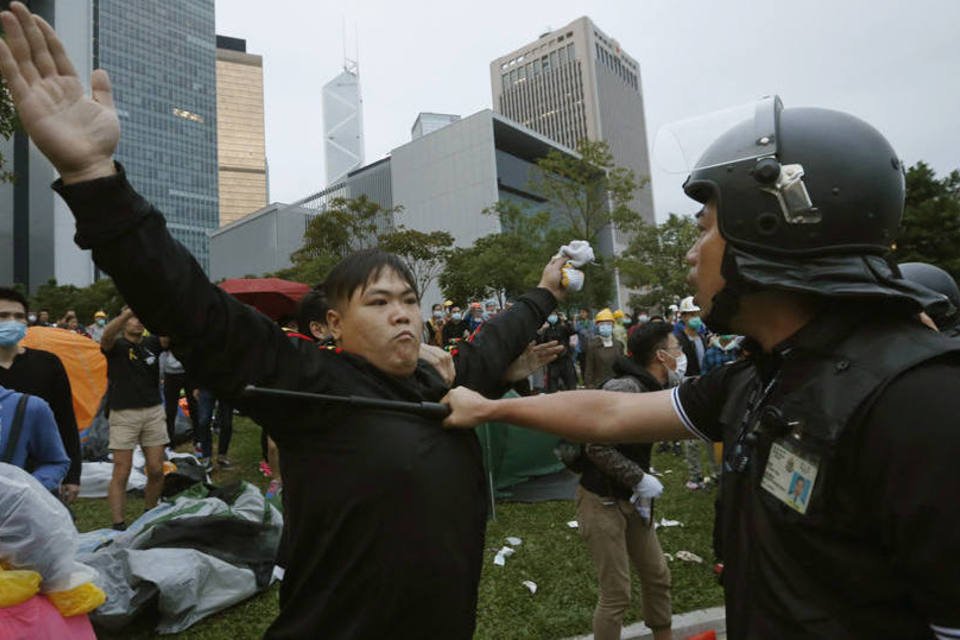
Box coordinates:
[567,42,575,60]
[541,55,550,72]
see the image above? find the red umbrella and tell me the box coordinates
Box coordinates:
[218,277,311,321]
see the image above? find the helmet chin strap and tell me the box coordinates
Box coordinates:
[703,248,749,335]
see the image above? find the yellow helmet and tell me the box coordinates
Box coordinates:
[612,309,625,320]
[595,308,615,323]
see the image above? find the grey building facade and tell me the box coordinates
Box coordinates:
[1,0,96,291]
[490,16,655,227]
[95,0,219,271]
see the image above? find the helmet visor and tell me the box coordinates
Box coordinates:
[653,96,782,174]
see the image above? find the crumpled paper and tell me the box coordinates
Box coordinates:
[521,580,537,594]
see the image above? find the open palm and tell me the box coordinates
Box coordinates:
[0,2,118,182]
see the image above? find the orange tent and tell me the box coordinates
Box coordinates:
[21,327,107,432]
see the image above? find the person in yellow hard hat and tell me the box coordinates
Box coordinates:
[584,308,625,388]
[611,309,629,349]
[87,310,108,343]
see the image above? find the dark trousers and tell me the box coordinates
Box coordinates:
[547,356,578,392]
[163,373,197,444]
[196,391,233,459]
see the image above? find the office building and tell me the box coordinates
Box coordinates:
[322,59,364,186]
[411,113,460,140]
[216,35,268,227]
[490,16,654,225]
[0,0,95,290]
[95,0,219,271]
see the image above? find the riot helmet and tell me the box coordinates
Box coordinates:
[898,262,960,332]
[665,96,945,331]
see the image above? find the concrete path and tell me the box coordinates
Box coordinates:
[562,606,725,640]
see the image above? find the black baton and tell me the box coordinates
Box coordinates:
[242,385,451,420]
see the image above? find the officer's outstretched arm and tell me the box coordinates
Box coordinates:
[442,386,689,443]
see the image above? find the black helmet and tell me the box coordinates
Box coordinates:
[680,97,945,331]
[898,262,960,331]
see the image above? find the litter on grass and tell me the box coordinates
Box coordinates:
[657,518,683,528]
[675,550,704,563]
[521,580,537,594]
[505,537,522,546]
[566,520,579,529]
[493,546,516,566]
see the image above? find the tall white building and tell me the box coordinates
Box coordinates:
[322,59,365,186]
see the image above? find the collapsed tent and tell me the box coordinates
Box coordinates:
[77,482,282,634]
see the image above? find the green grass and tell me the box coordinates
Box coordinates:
[75,418,723,638]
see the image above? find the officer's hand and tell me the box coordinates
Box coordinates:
[441,386,493,429]
[0,3,119,184]
[419,343,455,387]
[537,256,568,302]
[60,483,80,504]
[502,341,564,383]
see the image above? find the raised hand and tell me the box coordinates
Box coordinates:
[502,340,564,383]
[0,2,118,183]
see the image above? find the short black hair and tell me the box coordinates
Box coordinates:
[627,320,674,366]
[298,286,330,333]
[0,287,28,312]
[324,249,419,308]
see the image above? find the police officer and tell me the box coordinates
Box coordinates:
[444,97,960,637]
[899,262,960,336]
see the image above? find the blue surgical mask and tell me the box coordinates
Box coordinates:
[597,323,613,338]
[547,314,558,325]
[0,320,27,347]
[452,312,463,321]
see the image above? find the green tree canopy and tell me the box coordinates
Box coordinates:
[617,213,699,312]
[378,227,454,299]
[1,77,16,183]
[30,278,122,322]
[894,161,960,281]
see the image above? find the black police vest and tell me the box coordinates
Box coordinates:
[717,317,960,638]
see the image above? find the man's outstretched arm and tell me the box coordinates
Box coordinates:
[442,385,691,444]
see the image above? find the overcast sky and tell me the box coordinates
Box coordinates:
[216,0,960,221]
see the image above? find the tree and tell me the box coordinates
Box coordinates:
[439,201,551,306]
[279,195,401,285]
[617,213,699,312]
[1,77,16,183]
[531,139,645,308]
[378,227,454,298]
[893,161,960,282]
[30,277,122,323]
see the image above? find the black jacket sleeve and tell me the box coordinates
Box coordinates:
[53,168,326,401]
[451,288,556,398]
[43,352,82,485]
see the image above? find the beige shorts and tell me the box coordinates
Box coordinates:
[109,405,169,450]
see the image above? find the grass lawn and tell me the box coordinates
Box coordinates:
[74,417,723,639]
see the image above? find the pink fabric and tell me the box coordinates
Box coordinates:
[0,595,96,640]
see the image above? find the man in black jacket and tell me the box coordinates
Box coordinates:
[0,8,569,636]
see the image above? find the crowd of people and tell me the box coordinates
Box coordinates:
[1,3,958,639]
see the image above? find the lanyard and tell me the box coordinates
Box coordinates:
[726,370,781,474]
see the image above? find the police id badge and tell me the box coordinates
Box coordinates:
[761,440,819,514]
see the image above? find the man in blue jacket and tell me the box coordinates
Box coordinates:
[0,386,69,492]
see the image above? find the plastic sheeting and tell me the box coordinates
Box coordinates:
[77,482,283,635]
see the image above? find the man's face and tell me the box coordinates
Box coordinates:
[579,309,589,320]
[327,269,422,378]
[0,299,27,326]
[124,315,145,337]
[685,201,727,318]
[38,310,49,323]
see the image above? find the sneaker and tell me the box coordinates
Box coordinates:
[218,456,234,469]
[259,461,273,478]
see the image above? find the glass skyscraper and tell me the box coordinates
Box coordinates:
[95,0,219,271]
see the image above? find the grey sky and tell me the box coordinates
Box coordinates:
[217,0,960,222]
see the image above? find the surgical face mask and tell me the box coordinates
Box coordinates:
[27,314,37,325]
[660,349,687,378]
[97,318,106,327]
[0,320,27,347]
[666,367,683,388]
[638,314,650,324]
[597,323,613,338]
[451,312,462,321]
[432,310,443,319]
[547,314,558,325]
[687,317,704,331]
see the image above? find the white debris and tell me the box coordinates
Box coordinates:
[493,546,516,566]
[657,518,683,528]
[664,552,674,562]
[521,580,538,594]
[506,536,522,546]
[675,550,704,564]
[566,520,579,529]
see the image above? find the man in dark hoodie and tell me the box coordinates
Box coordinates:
[576,320,677,640]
